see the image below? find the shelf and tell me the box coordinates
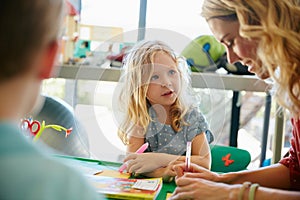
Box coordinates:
[57,65,270,92]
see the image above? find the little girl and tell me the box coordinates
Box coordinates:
[117,40,213,181]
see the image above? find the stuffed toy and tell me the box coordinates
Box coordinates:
[181,35,253,75]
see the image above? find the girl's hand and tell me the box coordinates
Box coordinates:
[170,176,237,200]
[124,153,167,174]
[173,162,220,182]
[162,159,185,182]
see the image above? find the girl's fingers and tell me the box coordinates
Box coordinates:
[127,161,139,173]
[123,154,137,162]
[173,165,184,177]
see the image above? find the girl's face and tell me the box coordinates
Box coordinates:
[146,51,180,109]
[208,18,270,79]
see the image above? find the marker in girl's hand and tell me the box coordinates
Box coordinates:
[119,142,149,173]
[185,141,192,172]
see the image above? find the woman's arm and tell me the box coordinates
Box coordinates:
[171,175,300,200]
[219,163,290,189]
[173,162,290,189]
[253,186,300,200]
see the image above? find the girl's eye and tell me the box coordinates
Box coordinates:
[150,75,159,81]
[169,69,176,75]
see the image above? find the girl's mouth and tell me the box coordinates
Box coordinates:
[162,91,173,96]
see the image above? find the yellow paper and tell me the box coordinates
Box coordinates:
[166,192,173,200]
[94,169,130,179]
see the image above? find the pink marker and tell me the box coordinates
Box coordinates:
[118,142,149,173]
[185,141,192,172]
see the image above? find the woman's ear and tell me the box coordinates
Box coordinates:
[39,40,60,79]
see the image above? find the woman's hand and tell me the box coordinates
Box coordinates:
[170,162,236,199]
[173,162,220,182]
[170,176,237,200]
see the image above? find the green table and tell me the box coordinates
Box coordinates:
[56,155,176,200]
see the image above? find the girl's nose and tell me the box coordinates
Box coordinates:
[161,78,172,87]
[160,73,172,87]
[161,82,171,87]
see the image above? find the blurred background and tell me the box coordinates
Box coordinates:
[39,0,291,169]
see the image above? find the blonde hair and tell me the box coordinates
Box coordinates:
[0,0,65,82]
[202,0,300,116]
[118,40,196,144]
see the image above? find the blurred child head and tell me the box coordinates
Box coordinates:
[0,0,65,83]
[0,0,65,118]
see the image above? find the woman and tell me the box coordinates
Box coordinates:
[170,0,300,199]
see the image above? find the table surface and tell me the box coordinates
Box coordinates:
[57,155,176,200]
